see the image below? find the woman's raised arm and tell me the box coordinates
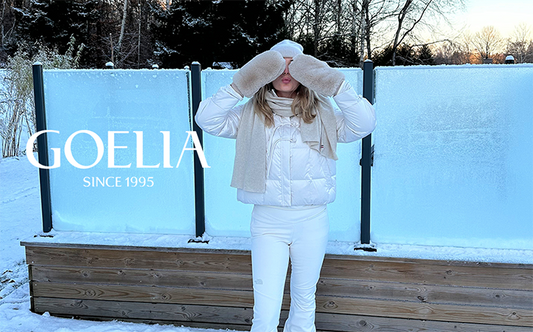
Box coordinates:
[194,84,244,139]
[334,81,377,143]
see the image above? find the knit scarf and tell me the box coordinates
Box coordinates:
[230,90,338,193]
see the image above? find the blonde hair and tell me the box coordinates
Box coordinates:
[252,84,321,127]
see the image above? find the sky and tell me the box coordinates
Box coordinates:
[446,0,533,38]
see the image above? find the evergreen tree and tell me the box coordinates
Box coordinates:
[320,33,357,67]
[417,44,435,65]
[13,0,102,67]
[373,43,435,66]
[216,0,290,67]
[152,0,289,69]
[12,0,157,68]
[151,1,213,69]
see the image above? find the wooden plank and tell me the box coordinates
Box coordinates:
[30,265,532,309]
[25,245,533,288]
[26,246,252,273]
[324,253,533,270]
[31,266,254,290]
[31,281,533,327]
[21,242,252,255]
[315,296,533,327]
[316,277,533,309]
[21,242,533,272]
[314,312,533,332]
[24,243,533,271]
[33,298,532,332]
[42,314,253,331]
[321,257,533,290]
[33,297,255,325]
[33,298,261,331]
[26,246,532,290]
[31,281,258,307]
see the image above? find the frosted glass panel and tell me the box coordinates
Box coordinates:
[201,68,365,241]
[329,67,364,242]
[201,69,252,237]
[339,67,363,95]
[44,69,195,235]
[372,65,533,249]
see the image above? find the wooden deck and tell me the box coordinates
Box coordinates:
[22,242,533,332]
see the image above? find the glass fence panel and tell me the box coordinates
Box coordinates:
[329,67,364,242]
[372,65,533,249]
[201,68,364,241]
[44,69,195,235]
[201,69,252,238]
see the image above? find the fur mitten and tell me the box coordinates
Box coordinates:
[289,54,345,96]
[232,50,286,98]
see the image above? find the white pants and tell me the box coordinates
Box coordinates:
[250,204,329,332]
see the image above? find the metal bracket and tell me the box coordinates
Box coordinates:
[359,144,374,167]
[354,242,377,252]
[188,238,210,244]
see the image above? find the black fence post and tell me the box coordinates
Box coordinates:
[190,62,206,239]
[32,63,52,233]
[358,59,375,251]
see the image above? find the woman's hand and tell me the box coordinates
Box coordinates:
[232,50,286,98]
[288,54,345,97]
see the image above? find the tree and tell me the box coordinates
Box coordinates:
[12,0,108,67]
[342,0,398,66]
[432,40,468,65]
[358,0,398,64]
[472,26,503,62]
[153,0,289,69]
[282,0,341,58]
[116,0,129,64]
[373,42,434,66]
[506,23,533,64]
[219,0,290,66]
[527,42,533,63]
[11,0,158,69]
[0,37,83,157]
[1,0,19,65]
[389,0,464,65]
[417,43,434,64]
[14,0,92,55]
[108,0,158,68]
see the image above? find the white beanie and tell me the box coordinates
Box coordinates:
[270,40,304,58]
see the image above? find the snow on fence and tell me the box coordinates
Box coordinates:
[31,64,533,251]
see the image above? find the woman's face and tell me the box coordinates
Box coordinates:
[271,57,301,98]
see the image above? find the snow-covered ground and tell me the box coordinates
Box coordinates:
[0,155,231,332]
[1,155,531,331]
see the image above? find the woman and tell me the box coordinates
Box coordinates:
[195,40,376,332]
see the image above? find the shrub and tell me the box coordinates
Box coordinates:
[0,36,83,158]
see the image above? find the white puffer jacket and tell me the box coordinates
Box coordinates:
[195,81,376,206]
